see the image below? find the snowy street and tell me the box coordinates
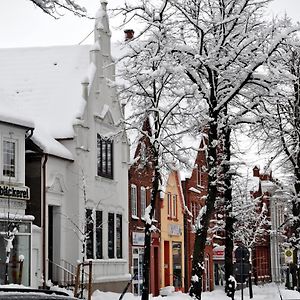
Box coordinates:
[91,283,300,300]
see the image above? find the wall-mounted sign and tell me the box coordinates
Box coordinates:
[132,232,145,246]
[285,249,293,264]
[0,185,30,200]
[168,224,182,236]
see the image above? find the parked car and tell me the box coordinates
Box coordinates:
[0,287,76,299]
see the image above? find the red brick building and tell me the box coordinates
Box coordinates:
[250,166,273,283]
[181,136,214,292]
[128,119,161,296]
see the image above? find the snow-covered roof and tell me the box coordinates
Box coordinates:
[0,45,92,159]
[0,110,34,129]
[0,45,90,139]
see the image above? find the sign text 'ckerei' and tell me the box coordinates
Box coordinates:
[0,185,30,200]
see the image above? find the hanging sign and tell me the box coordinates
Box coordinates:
[285,249,293,264]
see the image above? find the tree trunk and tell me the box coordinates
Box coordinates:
[141,154,160,300]
[222,126,235,291]
[290,78,300,289]
[189,118,218,299]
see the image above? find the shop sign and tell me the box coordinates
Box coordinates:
[213,246,225,261]
[132,232,145,246]
[0,185,30,200]
[168,224,182,236]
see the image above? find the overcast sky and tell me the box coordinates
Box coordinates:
[0,0,299,48]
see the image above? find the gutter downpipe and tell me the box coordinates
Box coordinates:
[42,154,48,288]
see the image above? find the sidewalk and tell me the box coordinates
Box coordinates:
[279,288,300,300]
[201,283,300,300]
[89,283,300,300]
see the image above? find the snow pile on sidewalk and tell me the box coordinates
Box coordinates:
[91,283,300,300]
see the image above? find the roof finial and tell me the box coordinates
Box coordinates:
[101,0,108,11]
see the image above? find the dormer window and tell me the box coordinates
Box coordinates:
[3,140,16,178]
[97,134,113,179]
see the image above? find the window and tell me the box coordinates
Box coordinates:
[86,209,94,259]
[131,185,138,217]
[96,211,103,259]
[196,164,202,186]
[140,187,146,218]
[108,213,115,258]
[97,134,113,179]
[167,193,172,218]
[116,214,122,258]
[85,209,103,259]
[3,140,16,178]
[172,195,177,219]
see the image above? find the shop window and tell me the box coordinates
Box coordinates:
[172,242,182,289]
[132,247,144,296]
[97,134,113,179]
[3,140,16,178]
[0,221,31,285]
[131,185,138,217]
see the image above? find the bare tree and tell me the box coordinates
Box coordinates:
[252,23,300,288]
[28,0,87,18]
[115,4,198,300]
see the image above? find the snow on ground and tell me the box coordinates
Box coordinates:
[91,283,300,300]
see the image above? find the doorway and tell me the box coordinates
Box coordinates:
[164,241,170,286]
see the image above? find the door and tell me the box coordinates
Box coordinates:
[48,206,53,282]
[164,241,170,286]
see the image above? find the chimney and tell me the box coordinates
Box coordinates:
[124,29,134,41]
[253,166,260,177]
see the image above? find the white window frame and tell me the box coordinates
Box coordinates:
[172,194,177,219]
[167,192,172,218]
[2,138,17,182]
[131,184,138,217]
[85,209,103,260]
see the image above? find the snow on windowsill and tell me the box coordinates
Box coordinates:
[95,176,117,185]
[189,187,201,194]
[131,215,139,220]
[88,258,127,264]
[0,213,34,221]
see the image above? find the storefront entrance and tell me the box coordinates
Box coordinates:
[172,242,182,290]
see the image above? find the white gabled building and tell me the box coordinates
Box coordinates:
[0,0,129,291]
